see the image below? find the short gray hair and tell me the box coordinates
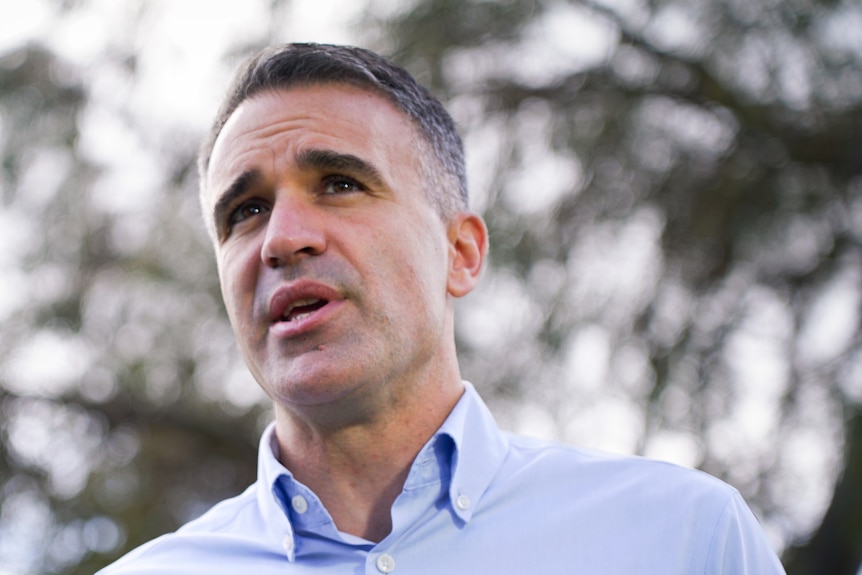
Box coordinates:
[198,43,467,220]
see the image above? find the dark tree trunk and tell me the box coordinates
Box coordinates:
[784,409,862,575]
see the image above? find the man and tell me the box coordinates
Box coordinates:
[99,43,785,573]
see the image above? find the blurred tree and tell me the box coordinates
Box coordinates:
[0,43,262,574]
[0,1,860,574]
[361,1,862,574]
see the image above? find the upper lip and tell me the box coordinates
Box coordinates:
[268,280,343,323]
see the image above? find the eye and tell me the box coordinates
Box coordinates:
[322,176,365,195]
[227,200,270,228]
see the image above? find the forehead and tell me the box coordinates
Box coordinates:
[204,84,419,198]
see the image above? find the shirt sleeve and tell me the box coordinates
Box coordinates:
[703,490,787,575]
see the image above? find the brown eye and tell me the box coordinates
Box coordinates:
[322,176,364,195]
[228,201,269,227]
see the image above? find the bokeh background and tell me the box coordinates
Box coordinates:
[1,0,860,573]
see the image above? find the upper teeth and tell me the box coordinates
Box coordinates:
[291,298,319,309]
[283,298,321,321]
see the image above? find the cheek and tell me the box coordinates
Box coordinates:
[217,248,259,323]
[388,230,450,306]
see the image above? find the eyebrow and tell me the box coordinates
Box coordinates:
[295,148,386,189]
[211,149,387,238]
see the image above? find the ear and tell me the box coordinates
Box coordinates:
[446,212,488,298]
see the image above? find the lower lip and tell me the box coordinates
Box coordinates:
[269,299,344,338]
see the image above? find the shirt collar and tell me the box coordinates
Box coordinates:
[431,381,509,523]
[255,425,298,559]
[255,381,509,535]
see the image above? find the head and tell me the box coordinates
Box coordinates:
[199,43,468,234]
[198,45,487,422]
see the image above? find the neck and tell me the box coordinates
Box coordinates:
[273,377,464,542]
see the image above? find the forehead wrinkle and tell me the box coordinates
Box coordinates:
[206,88,417,234]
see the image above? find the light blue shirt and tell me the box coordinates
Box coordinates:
[98,382,785,574]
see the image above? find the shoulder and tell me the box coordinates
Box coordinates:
[97,483,264,574]
[477,433,784,573]
[176,481,263,534]
[504,432,722,479]
[499,432,739,513]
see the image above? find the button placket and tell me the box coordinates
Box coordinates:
[280,529,297,562]
[282,533,294,554]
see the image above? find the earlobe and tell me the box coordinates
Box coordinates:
[447,212,488,298]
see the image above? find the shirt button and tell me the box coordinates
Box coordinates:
[455,494,471,510]
[291,494,309,514]
[376,553,396,573]
[282,534,294,553]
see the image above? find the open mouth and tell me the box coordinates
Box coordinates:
[281,298,329,322]
[268,281,342,331]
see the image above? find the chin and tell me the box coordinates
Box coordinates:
[266,368,369,408]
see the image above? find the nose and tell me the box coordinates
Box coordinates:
[260,192,327,267]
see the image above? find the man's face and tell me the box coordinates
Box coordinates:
[202,84,470,415]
